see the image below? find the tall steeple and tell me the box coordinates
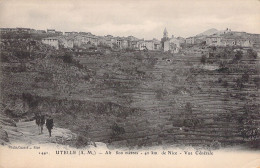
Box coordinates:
[163,28,168,38]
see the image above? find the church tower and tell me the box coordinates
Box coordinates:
[163,28,168,38]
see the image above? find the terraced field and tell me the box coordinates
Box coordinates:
[1,40,259,149]
[75,49,259,148]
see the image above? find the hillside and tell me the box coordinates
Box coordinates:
[0,36,259,149]
[196,28,219,37]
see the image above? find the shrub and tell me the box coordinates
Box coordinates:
[111,122,125,137]
[233,50,243,61]
[75,135,89,148]
[13,50,30,59]
[62,54,73,63]
[241,72,249,83]
[22,93,39,109]
[247,49,257,59]
[201,55,207,64]
[235,78,244,89]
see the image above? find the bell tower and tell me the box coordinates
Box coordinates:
[163,28,168,38]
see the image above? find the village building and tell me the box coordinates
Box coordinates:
[163,31,182,53]
[0,28,32,33]
[65,34,100,48]
[59,37,74,48]
[79,32,93,36]
[64,32,78,36]
[47,29,56,34]
[185,37,195,44]
[30,30,46,34]
[42,37,59,49]
[164,39,181,53]
[206,33,253,47]
[16,28,31,33]
[145,39,161,50]
[206,36,222,46]
[55,31,63,36]
[0,28,16,33]
[125,36,139,49]
[161,28,170,48]
[176,37,186,44]
[110,37,128,49]
[101,35,115,48]
[138,40,147,50]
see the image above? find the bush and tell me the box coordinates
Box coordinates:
[183,118,203,129]
[201,55,207,64]
[62,54,73,63]
[233,50,243,61]
[247,49,257,59]
[13,50,30,59]
[111,122,125,137]
[241,72,249,83]
[22,93,39,109]
[75,135,89,148]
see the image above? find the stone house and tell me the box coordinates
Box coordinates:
[138,40,147,50]
[42,37,59,49]
[72,34,99,47]
[145,39,161,50]
[185,37,195,44]
[110,37,128,48]
[206,35,253,47]
[164,36,182,53]
[59,37,74,48]
[206,36,222,46]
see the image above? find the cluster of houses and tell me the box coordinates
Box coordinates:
[1,27,259,52]
[186,28,260,48]
[40,28,186,52]
[0,27,63,35]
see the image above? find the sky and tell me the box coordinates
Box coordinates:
[0,0,259,39]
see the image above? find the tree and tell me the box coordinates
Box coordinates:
[234,50,243,61]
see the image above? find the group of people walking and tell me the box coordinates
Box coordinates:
[35,113,54,137]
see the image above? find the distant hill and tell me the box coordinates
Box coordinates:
[196,28,218,37]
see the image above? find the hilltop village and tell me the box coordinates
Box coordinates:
[1,27,260,54]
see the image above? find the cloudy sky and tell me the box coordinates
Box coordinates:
[0,0,259,39]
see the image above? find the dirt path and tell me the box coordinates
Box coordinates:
[4,120,77,145]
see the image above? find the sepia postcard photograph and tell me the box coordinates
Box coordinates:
[0,0,259,167]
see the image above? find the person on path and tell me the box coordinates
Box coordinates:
[35,113,45,134]
[46,115,54,137]
[39,114,45,134]
[35,113,41,134]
